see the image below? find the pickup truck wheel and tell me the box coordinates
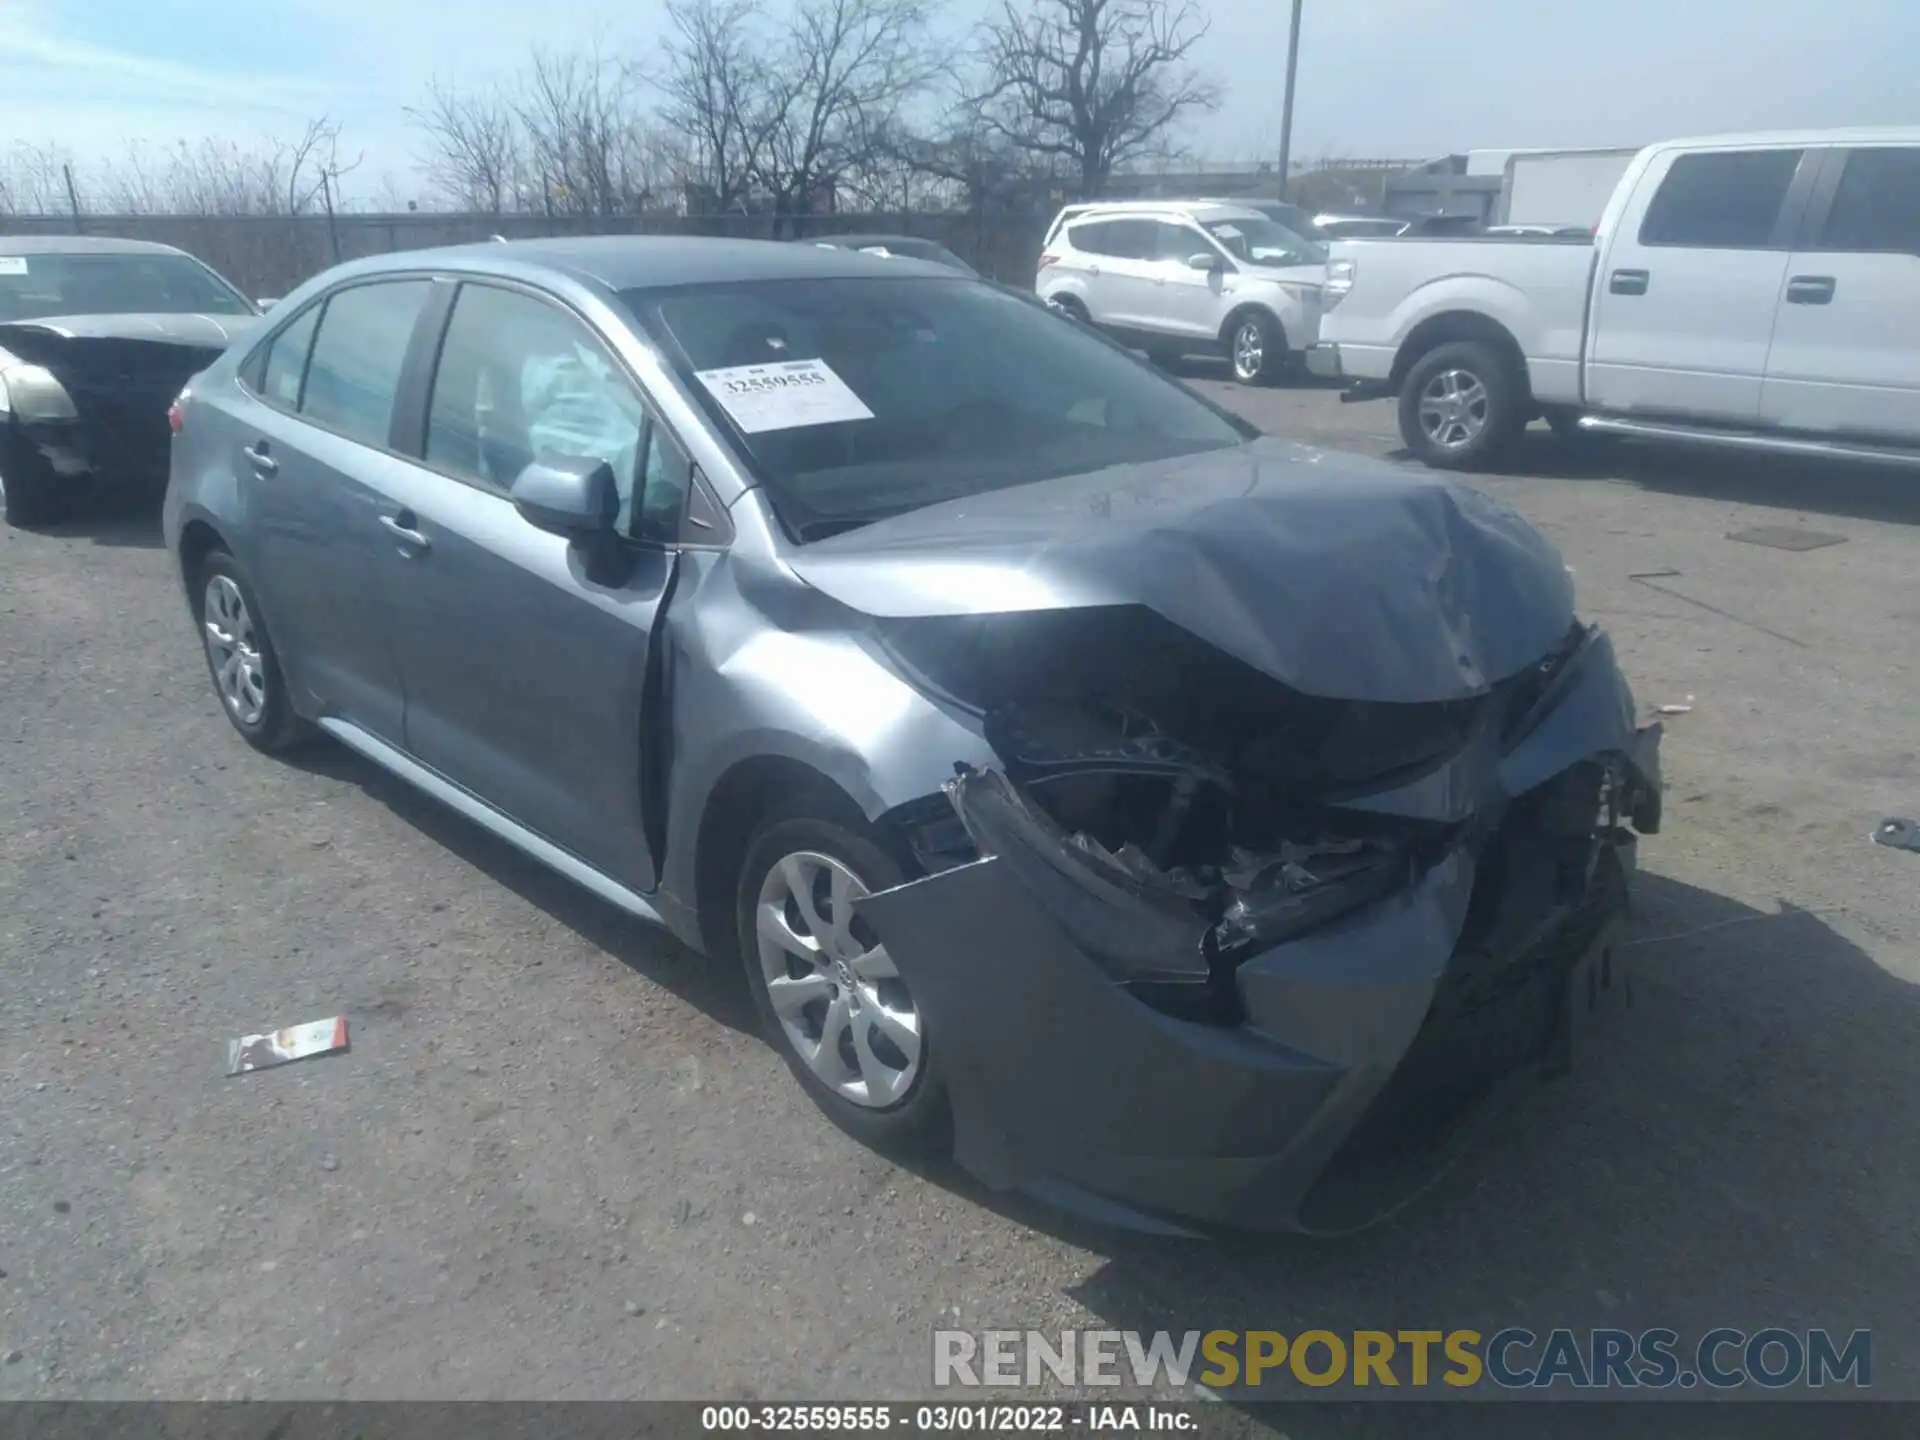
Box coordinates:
[0,436,75,529]
[737,810,951,1155]
[1227,310,1286,385]
[1399,341,1524,470]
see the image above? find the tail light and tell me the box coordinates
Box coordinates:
[1037,252,1060,268]
[168,387,189,435]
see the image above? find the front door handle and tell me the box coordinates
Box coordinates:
[1609,269,1650,296]
[1785,274,1836,305]
[379,511,430,553]
[242,441,278,475]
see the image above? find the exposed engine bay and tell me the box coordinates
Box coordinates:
[876,603,1657,1023]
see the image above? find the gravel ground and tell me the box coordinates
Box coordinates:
[3,375,1917,1419]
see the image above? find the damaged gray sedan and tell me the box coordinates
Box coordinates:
[164,237,1661,1235]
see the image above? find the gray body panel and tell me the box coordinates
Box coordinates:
[164,236,1661,1233]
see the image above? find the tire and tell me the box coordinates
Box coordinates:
[190,549,312,754]
[736,808,950,1154]
[0,435,75,529]
[1398,340,1526,471]
[1048,293,1091,326]
[1225,309,1287,385]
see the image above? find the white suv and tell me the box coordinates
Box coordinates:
[1035,201,1327,384]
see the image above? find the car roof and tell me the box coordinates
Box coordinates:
[328,235,952,291]
[1648,125,1920,153]
[807,233,950,251]
[1058,200,1265,225]
[0,234,192,257]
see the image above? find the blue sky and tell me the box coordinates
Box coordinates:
[2,0,1916,202]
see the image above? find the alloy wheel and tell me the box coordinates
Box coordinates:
[754,850,922,1109]
[202,573,268,726]
[1417,368,1491,449]
[1233,321,1265,379]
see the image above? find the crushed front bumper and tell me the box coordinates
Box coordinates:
[855,643,1662,1236]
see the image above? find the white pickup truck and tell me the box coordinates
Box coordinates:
[1307,128,1920,471]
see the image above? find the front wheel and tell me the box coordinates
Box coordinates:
[1397,340,1525,471]
[1226,310,1287,385]
[736,810,950,1153]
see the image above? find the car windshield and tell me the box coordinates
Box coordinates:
[1203,218,1328,266]
[0,252,252,322]
[625,275,1252,539]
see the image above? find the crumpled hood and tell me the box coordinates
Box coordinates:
[0,312,258,356]
[785,437,1576,704]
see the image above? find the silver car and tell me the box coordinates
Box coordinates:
[164,237,1661,1234]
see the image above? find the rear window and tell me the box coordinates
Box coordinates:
[623,275,1250,539]
[0,252,252,322]
[1638,149,1803,249]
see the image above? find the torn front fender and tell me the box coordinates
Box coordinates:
[854,855,1351,1223]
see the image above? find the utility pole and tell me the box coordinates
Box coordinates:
[1276,0,1304,201]
[62,163,83,228]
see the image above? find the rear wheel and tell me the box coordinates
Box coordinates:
[192,549,312,753]
[1226,309,1287,385]
[736,808,949,1153]
[1398,340,1526,471]
[0,436,74,529]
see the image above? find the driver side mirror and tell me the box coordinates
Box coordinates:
[1187,253,1222,272]
[511,455,619,539]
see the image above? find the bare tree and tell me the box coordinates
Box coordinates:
[657,0,939,225]
[408,77,525,211]
[756,0,941,226]
[0,144,84,215]
[870,111,1034,213]
[976,0,1217,198]
[514,43,649,217]
[657,0,776,214]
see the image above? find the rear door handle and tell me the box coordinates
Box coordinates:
[379,511,431,553]
[242,441,278,475]
[1609,269,1650,296]
[1785,274,1836,305]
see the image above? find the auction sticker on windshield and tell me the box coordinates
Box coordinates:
[694,357,874,434]
[0,258,28,276]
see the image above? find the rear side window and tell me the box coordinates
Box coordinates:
[1818,147,1920,254]
[256,304,320,409]
[1068,219,1156,259]
[1067,220,1117,255]
[300,280,432,447]
[1638,149,1803,249]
